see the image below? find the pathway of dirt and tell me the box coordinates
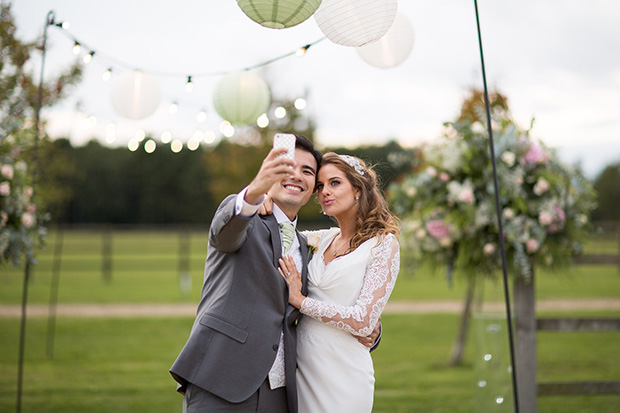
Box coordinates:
[1,299,619,318]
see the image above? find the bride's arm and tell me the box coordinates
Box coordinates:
[299,234,400,337]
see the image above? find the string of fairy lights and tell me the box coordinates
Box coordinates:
[45,18,324,153]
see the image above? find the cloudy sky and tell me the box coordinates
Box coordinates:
[12,0,620,177]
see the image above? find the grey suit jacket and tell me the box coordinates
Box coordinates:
[170,194,308,412]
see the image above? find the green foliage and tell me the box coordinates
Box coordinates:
[0,129,47,266]
[49,139,216,224]
[0,4,81,267]
[326,140,421,191]
[389,90,596,281]
[591,162,620,221]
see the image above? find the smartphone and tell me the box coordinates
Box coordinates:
[273,133,296,161]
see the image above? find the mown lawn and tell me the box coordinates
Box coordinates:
[0,314,619,412]
[1,228,619,412]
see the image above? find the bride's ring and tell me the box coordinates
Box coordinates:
[286,272,291,277]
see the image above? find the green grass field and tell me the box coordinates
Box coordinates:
[1,228,619,412]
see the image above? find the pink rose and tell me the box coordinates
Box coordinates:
[533,178,549,195]
[21,212,34,228]
[26,203,37,214]
[554,206,565,223]
[0,182,10,196]
[522,143,549,165]
[439,172,450,182]
[526,238,539,253]
[458,188,475,203]
[539,212,553,226]
[426,166,437,177]
[483,243,496,256]
[426,220,451,239]
[1,164,13,179]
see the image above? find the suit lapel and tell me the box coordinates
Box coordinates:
[260,214,282,268]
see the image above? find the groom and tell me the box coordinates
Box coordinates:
[170,135,322,412]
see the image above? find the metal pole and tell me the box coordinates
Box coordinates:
[472,1,519,411]
[17,10,55,413]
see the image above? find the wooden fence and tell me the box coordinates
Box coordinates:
[534,221,620,405]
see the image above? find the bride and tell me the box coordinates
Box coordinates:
[278,152,400,412]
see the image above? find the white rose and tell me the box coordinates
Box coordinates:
[539,212,553,226]
[483,243,496,256]
[501,151,516,167]
[1,164,14,179]
[503,208,515,219]
[533,178,549,195]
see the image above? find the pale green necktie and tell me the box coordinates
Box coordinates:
[279,222,295,254]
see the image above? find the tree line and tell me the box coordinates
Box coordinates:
[36,137,420,226]
[36,135,618,226]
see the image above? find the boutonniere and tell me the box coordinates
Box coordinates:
[307,234,320,260]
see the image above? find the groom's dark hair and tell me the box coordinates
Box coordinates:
[294,134,322,169]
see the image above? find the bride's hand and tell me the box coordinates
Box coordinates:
[354,317,381,348]
[278,256,305,309]
[258,194,274,216]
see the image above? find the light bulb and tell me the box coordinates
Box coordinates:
[161,131,172,144]
[187,138,200,151]
[294,98,306,110]
[128,139,140,152]
[185,76,194,92]
[256,113,269,128]
[144,139,157,153]
[135,129,146,141]
[171,139,183,153]
[274,106,286,119]
[196,110,207,122]
[102,68,112,81]
[168,102,178,114]
[72,42,81,55]
[82,51,94,64]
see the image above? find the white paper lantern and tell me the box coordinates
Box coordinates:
[314,0,398,47]
[237,0,322,29]
[212,71,271,126]
[356,12,414,69]
[110,71,161,120]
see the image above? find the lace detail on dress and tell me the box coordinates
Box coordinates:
[300,234,400,336]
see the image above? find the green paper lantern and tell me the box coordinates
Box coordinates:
[237,0,322,29]
[213,71,271,126]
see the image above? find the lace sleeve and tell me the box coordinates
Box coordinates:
[300,233,400,336]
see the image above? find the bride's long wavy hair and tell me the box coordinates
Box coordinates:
[320,152,400,251]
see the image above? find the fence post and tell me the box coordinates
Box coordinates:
[46,225,65,359]
[514,270,537,413]
[102,226,113,282]
[178,228,192,294]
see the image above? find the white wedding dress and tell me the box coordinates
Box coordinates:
[296,228,400,413]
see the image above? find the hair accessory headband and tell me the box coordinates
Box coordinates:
[339,154,365,176]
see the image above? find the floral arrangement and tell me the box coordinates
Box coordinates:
[389,114,595,281]
[0,132,47,267]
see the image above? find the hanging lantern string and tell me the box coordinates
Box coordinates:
[49,21,326,78]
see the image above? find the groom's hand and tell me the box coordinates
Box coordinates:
[246,148,295,205]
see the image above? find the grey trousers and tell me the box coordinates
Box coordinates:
[183,379,288,412]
